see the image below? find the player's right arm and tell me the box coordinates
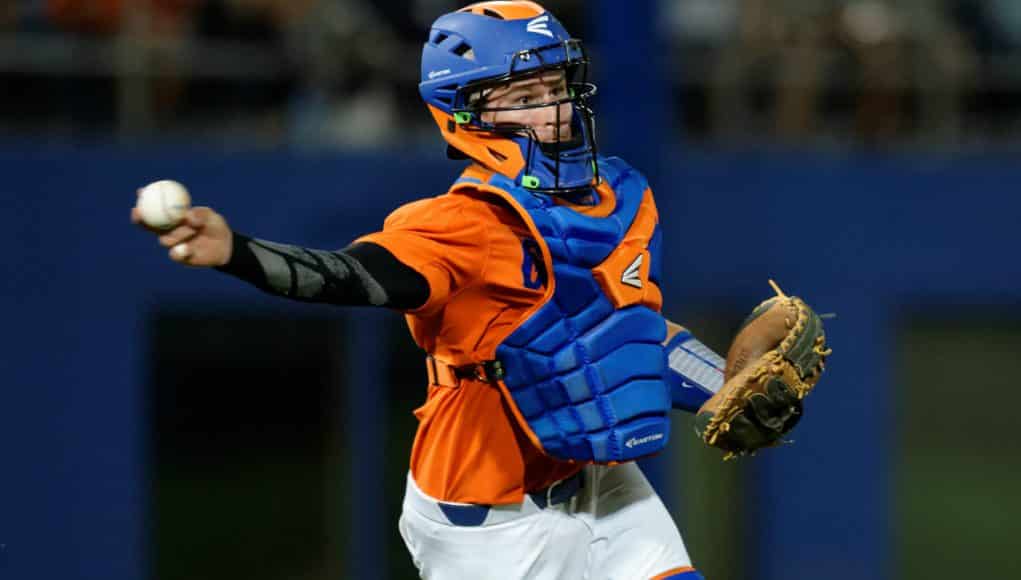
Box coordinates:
[132,194,488,312]
[131,205,431,310]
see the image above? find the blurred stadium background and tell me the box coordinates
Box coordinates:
[1,1,1019,579]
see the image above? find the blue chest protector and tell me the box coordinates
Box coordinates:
[457,157,671,463]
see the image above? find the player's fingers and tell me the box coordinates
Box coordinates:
[169,243,192,263]
[184,207,214,229]
[169,242,218,267]
[131,206,142,224]
[158,225,199,248]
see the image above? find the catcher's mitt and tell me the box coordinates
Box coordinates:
[694,281,831,458]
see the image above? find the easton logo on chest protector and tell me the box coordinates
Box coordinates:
[621,254,643,289]
[449,157,671,464]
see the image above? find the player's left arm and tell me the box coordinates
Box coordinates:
[662,319,724,413]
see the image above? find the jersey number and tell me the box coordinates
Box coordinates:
[520,238,547,290]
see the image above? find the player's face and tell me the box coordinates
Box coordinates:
[480,71,573,143]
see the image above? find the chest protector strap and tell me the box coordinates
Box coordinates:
[451,158,671,463]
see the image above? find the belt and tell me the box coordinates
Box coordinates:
[412,470,585,528]
[426,355,505,387]
[529,469,585,509]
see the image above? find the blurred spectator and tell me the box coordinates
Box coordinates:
[952,0,1021,56]
[709,0,834,143]
[951,0,1021,138]
[38,1,198,132]
[893,0,977,143]
[837,0,909,144]
[281,0,411,146]
[1,1,16,31]
[47,0,196,35]
[0,0,1010,148]
[182,0,300,134]
[987,0,1021,49]
[664,0,739,45]
[47,0,124,34]
[698,0,976,147]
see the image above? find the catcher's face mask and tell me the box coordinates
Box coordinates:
[450,44,599,197]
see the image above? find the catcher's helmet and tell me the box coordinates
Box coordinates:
[419,1,599,195]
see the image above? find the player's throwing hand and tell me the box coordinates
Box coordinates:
[132,193,233,267]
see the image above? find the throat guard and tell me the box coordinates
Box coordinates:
[452,157,670,463]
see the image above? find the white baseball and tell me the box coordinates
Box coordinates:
[137,180,191,230]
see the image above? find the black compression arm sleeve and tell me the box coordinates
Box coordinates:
[342,241,431,309]
[216,233,429,310]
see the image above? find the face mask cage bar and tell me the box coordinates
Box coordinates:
[451,39,601,196]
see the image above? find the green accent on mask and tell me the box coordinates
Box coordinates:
[453,112,472,124]
[522,175,540,189]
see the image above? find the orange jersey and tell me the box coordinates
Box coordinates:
[358,164,659,504]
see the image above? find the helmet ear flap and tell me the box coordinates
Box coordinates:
[427,105,528,178]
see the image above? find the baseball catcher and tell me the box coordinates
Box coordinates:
[133,1,832,577]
